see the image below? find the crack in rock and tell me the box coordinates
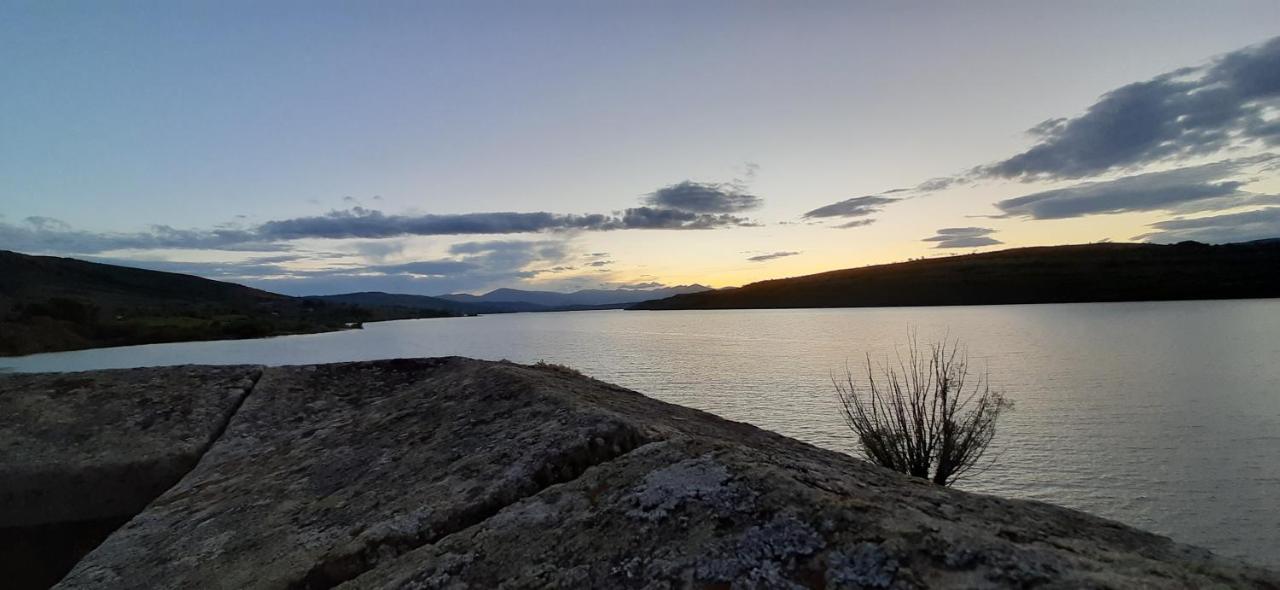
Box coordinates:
[291,423,656,590]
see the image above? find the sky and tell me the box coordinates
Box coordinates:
[2,1,1279,295]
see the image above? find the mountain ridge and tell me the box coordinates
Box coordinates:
[632,240,1280,310]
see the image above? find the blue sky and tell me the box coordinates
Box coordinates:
[3,1,1279,294]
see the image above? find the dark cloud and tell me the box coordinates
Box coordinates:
[257,207,614,240]
[1,201,756,256]
[644,181,763,213]
[984,36,1280,180]
[834,219,877,229]
[848,37,1280,201]
[586,260,613,267]
[922,227,1003,249]
[994,156,1279,219]
[0,217,288,254]
[803,196,898,219]
[747,251,801,262]
[257,205,755,240]
[1135,207,1280,244]
[618,207,756,229]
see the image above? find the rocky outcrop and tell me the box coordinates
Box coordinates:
[5,359,1276,588]
[0,365,261,588]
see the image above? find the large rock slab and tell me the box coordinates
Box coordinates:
[0,365,261,527]
[0,365,260,589]
[56,359,1279,588]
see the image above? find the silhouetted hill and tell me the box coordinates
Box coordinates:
[0,251,449,356]
[632,241,1280,310]
[439,285,711,307]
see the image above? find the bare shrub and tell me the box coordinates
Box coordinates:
[835,335,1011,486]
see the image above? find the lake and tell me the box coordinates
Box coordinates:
[4,299,1278,568]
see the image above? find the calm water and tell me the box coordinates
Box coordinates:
[4,300,1279,568]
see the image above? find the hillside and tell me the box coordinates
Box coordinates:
[0,251,449,356]
[633,241,1280,310]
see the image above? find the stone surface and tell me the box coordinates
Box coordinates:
[40,359,1280,588]
[0,365,260,527]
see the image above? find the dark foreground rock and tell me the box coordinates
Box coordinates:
[5,359,1276,588]
[0,365,261,588]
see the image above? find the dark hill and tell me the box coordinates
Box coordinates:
[0,250,448,356]
[0,249,284,307]
[633,241,1280,310]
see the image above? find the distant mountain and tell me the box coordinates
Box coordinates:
[309,292,549,314]
[632,241,1280,310]
[0,251,448,356]
[439,285,712,307]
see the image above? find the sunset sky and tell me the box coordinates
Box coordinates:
[3,2,1279,295]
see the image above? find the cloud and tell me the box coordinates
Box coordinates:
[445,239,570,275]
[983,36,1280,180]
[249,239,574,295]
[644,180,763,213]
[0,216,289,254]
[913,177,961,193]
[747,251,801,262]
[922,227,1003,249]
[1135,207,1280,244]
[2,172,766,257]
[834,219,877,229]
[246,204,756,241]
[447,239,565,259]
[257,207,612,240]
[1,202,756,256]
[803,195,898,219]
[846,36,1280,201]
[618,207,756,229]
[373,260,480,276]
[349,240,406,262]
[994,155,1279,219]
